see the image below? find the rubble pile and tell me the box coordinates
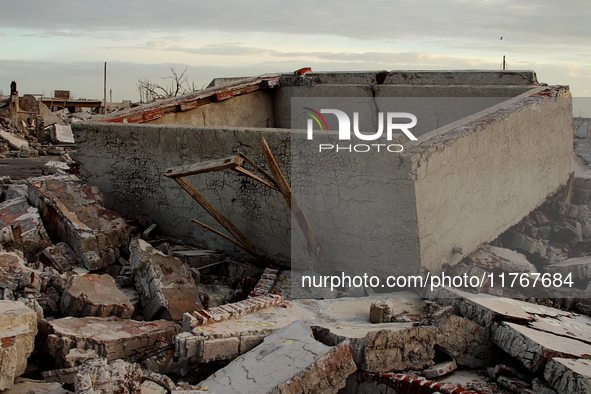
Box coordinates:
[1,108,591,393]
[0,103,80,160]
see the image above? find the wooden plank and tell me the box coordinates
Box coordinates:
[164,156,243,178]
[190,219,247,250]
[174,177,266,262]
[232,166,278,190]
[237,152,278,188]
[260,137,334,275]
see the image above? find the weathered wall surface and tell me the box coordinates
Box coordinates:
[412,87,573,272]
[73,123,292,262]
[290,130,421,277]
[73,72,571,277]
[148,90,274,128]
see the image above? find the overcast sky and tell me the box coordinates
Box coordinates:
[1,1,589,113]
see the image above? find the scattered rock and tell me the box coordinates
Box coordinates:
[0,300,38,391]
[130,238,203,321]
[60,274,134,318]
[27,175,129,270]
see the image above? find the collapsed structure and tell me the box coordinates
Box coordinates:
[74,70,572,276]
[0,70,589,394]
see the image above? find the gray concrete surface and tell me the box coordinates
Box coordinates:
[73,71,572,278]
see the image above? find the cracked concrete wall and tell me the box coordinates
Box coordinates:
[73,74,572,276]
[148,90,275,128]
[412,87,573,272]
[73,123,292,262]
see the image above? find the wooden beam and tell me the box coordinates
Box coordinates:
[232,166,278,190]
[260,137,334,275]
[190,219,247,250]
[165,156,243,178]
[237,152,278,188]
[174,176,266,262]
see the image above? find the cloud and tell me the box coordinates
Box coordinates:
[0,0,588,46]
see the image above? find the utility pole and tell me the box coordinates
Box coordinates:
[502,55,506,70]
[103,62,107,114]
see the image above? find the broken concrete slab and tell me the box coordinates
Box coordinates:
[466,244,537,274]
[38,101,65,128]
[27,175,129,271]
[50,124,75,144]
[176,292,436,372]
[434,314,497,368]
[43,160,70,175]
[544,256,591,280]
[0,197,51,261]
[0,130,28,150]
[60,274,133,318]
[130,238,203,321]
[544,358,591,394]
[46,317,179,368]
[431,287,572,327]
[199,321,356,394]
[0,301,38,391]
[529,314,591,345]
[491,321,591,372]
[37,242,77,273]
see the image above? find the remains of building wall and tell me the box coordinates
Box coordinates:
[73,71,572,276]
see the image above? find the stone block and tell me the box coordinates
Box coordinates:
[199,321,356,394]
[46,317,179,368]
[422,360,457,379]
[50,124,75,144]
[37,242,77,273]
[27,175,129,271]
[43,160,70,175]
[60,274,133,318]
[0,197,51,261]
[0,301,38,391]
[130,239,203,321]
[544,358,591,394]
[0,130,28,150]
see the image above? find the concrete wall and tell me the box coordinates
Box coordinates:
[149,90,275,128]
[73,123,292,262]
[412,87,573,272]
[73,72,572,277]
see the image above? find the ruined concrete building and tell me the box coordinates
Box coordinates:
[74,70,572,277]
